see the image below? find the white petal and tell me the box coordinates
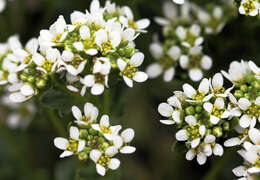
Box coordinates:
[185,115,196,126]
[133,72,148,83]
[191,138,200,148]
[130,52,144,67]
[100,115,109,127]
[238,98,251,110]
[204,135,216,143]
[72,106,82,120]
[212,73,223,89]
[21,84,34,96]
[54,138,68,150]
[117,58,127,72]
[69,126,79,139]
[176,129,188,141]
[78,140,85,152]
[248,167,260,174]
[108,158,120,170]
[91,84,104,95]
[203,102,213,113]
[198,78,209,94]
[60,151,73,158]
[189,69,203,82]
[201,55,212,70]
[183,83,196,98]
[163,67,175,82]
[160,120,175,125]
[105,146,118,157]
[96,164,106,176]
[224,138,240,147]
[248,128,260,145]
[123,76,133,87]
[197,152,207,165]
[136,19,150,29]
[214,98,225,109]
[239,115,251,128]
[199,125,206,136]
[121,128,135,143]
[120,146,136,154]
[186,149,196,160]
[210,115,220,125]
[85,49,98,56]
[232,166,246,177]
[146,63,162,78]
[90,149,102,163]
[9,92,30,103]
[158,103,173,117]
[213,144,224,156]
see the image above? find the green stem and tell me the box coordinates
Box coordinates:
[203,148,237,180]
[104,89,110,114]
[45,108,67,137]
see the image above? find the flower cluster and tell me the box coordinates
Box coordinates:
[158,60,260,178]
[147,1,233,82]
[234,0,260,16]
[0,0,149,103]
[54,102,135,176]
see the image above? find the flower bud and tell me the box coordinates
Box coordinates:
[80,129,88,139]
[223,122,230,131]
[125,47,135,57]
[36,79,46,88]
[240,85,248,92]
[234,90,243,98]
[185,106,195,115]
[78,151,88,161]
[213,127,223,137]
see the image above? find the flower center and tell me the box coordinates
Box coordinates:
[94,73,106,84]
[213,87,225,95]
[52,33,63,43]
[192,92,205,101]
[67,139,79,153]
[100,126,111,134]
[128,20,138,29]
[98,155,111,167]
[24,55,32,64]
[186,125,201,140]
[122,65,137,78]
[42,60,54,72]
[71,57,83,68]
[102,41,113,53]
[158,56,175,69]
[243,1,256,13]
[212,106,225,118]
[245,104,260,118]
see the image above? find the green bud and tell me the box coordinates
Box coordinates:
[36,79,46,88]
[247,74,255,83]
[185,106,195,115]
[253,81,260,89]
[78,151,88,161]
[213,127,223,137]
[223,122,230,131]
[102,142,109,149]
[234,90,244,98]
[206,129,211,136]
[195,106,203,113]
[89,128,97,135]
[98,137,105,143]
[194,114,199,120]
[244,93,250,99]
[87,135,93,140]
[125,47,135,57]
[80,129,88,139]
[240,85,248,92]
[20,73,27,81]
[118,48,125,56]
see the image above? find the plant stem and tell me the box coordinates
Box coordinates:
[45,108,66,137]
[104,89,110,114]
[203,148,237,180]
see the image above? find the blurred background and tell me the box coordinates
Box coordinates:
[1,0,260,179]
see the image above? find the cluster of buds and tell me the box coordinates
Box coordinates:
[0,0,150,103]
[158,60,260,178]
[147,1,234,83]
[234,0,260,16]
[54,102,136,176]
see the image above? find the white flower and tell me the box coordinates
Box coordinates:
[203,134,224,157]
[90,147,120,176]
[248,61,260,77]
[72,102,99,125]
[176,115,206,148]
[61,50,86,76]
[238,97,260,128]
[9,84,35,103]
[54,126,85,158]
[92,115,122,140]
[147,43,180,82]
[239,0,259,16]
[118,52,148,88]
[221,60,252,84]
[210,73,233,97]
[112,128,136,154]
[158,98,182,125]
[119,6,150,33]
[81,57,111,95]
[203,97,230,125]
[183,78,213,102]
[38,15,68,47]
